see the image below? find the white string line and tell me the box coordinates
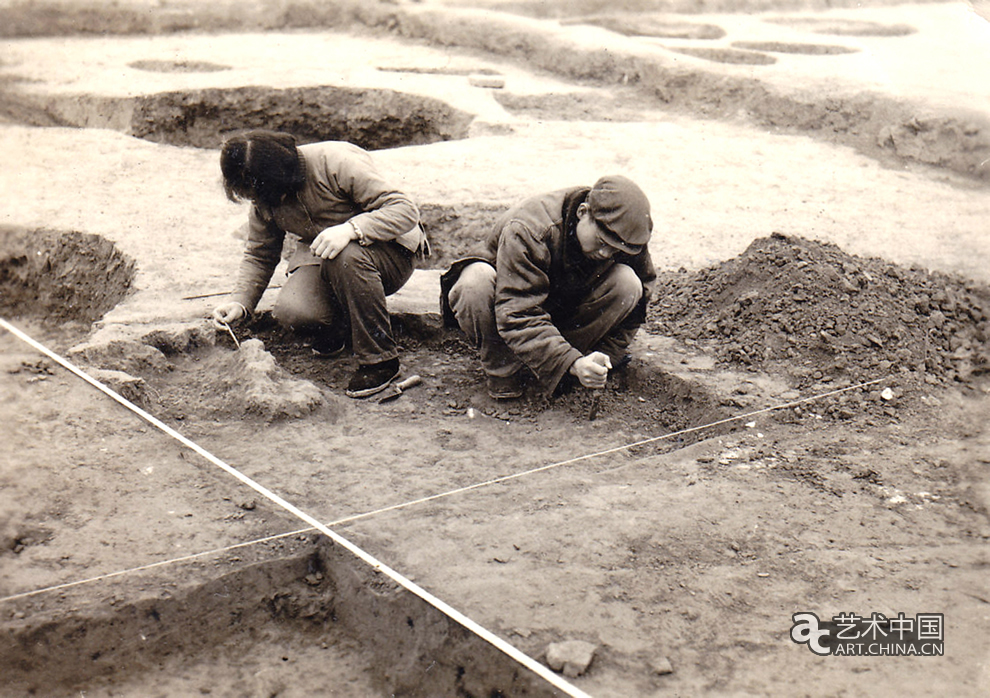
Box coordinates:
[0,318,594,698]
[0,529,312,603]
[326,373,888,524]
[1,316,889,604]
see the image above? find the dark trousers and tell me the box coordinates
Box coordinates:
[447,261,643,378]
[273,241,413,365]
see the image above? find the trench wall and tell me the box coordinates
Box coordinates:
[0,539,561,697]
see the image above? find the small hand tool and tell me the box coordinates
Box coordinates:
[588,390,602,421]
[219,321,240,349]
[377,374,423,403]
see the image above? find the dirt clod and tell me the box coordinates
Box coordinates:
[545,639,597,678]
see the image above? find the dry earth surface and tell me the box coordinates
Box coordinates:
[1,1,990,696]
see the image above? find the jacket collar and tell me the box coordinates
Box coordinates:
[562,187,591,266]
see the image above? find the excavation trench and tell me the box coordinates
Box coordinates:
[0,537,562,697]
[1,227,736,695]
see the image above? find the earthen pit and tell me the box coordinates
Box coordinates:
[0,226,135,325]
[729,41,859,55]
[128,59,231,73]
[0,537,564,697]
[1,85,475,152]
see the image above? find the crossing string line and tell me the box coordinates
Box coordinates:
[0,318,887,693]
[0,370,886,606]
[0,318,594,698]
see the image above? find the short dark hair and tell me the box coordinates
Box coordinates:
[220,130,306,207]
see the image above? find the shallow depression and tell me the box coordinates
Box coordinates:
[0,538,563,697]
[1,85,475,151]
[0,226,135,324]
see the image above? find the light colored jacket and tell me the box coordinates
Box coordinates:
[232,141,423,311]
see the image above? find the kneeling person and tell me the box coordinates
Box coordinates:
[441,175,656,399]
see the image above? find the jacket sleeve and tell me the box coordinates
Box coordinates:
[230,205,285,312]
[494,221,583,388]
[323,148,419,242]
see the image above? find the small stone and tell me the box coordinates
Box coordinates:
[650,655,674,675]
[880,387,894,401]
[546,640,597,678]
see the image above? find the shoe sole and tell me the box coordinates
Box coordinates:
[345,373,398,399]
[488,389,523,400]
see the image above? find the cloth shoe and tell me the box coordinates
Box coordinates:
[486,372,523,400]
[345,358,400,398]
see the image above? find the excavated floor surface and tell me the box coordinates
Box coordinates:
[2,1,989,696]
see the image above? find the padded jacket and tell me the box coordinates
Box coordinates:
[231,141,424,312]
[441,187,656,390]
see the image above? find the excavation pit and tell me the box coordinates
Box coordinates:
[0,537,564,697]
[2,85,475,151]
[0,226,135,326]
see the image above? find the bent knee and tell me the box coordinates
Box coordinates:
[608,263,643,303]
[272,296,324,331]
[449,262,496,310]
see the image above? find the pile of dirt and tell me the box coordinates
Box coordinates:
[646,233,990,388]
[159,338,334,421]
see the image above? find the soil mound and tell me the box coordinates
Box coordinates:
[173,338,331,421]
[646,233,990,387]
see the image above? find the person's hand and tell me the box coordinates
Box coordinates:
[568,351,612,389]
[311,223,358,260]
[212,301,248,330]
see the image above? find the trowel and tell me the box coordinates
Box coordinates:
[377,374,423,403]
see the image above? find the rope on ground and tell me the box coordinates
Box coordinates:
[0,372,886,606]
[0,317,594,698]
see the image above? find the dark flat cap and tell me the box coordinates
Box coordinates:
[587,175,653,254]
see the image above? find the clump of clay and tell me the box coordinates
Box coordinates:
[194,338,329,421]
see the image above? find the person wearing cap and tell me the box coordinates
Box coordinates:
[440,175,656,399]
[211,130,429,398]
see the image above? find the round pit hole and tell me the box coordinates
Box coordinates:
[667,46,777,66]
[0,226,135,324]
[730,41,859,55]
[1,86,475,152]
[128,85,475,150]
[128,59,231,73]
[764,17,916,37]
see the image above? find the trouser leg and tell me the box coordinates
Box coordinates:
[558,263,643,362]
[447,262,524,378]
[272,263,339,332]
[321,241,413,365]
